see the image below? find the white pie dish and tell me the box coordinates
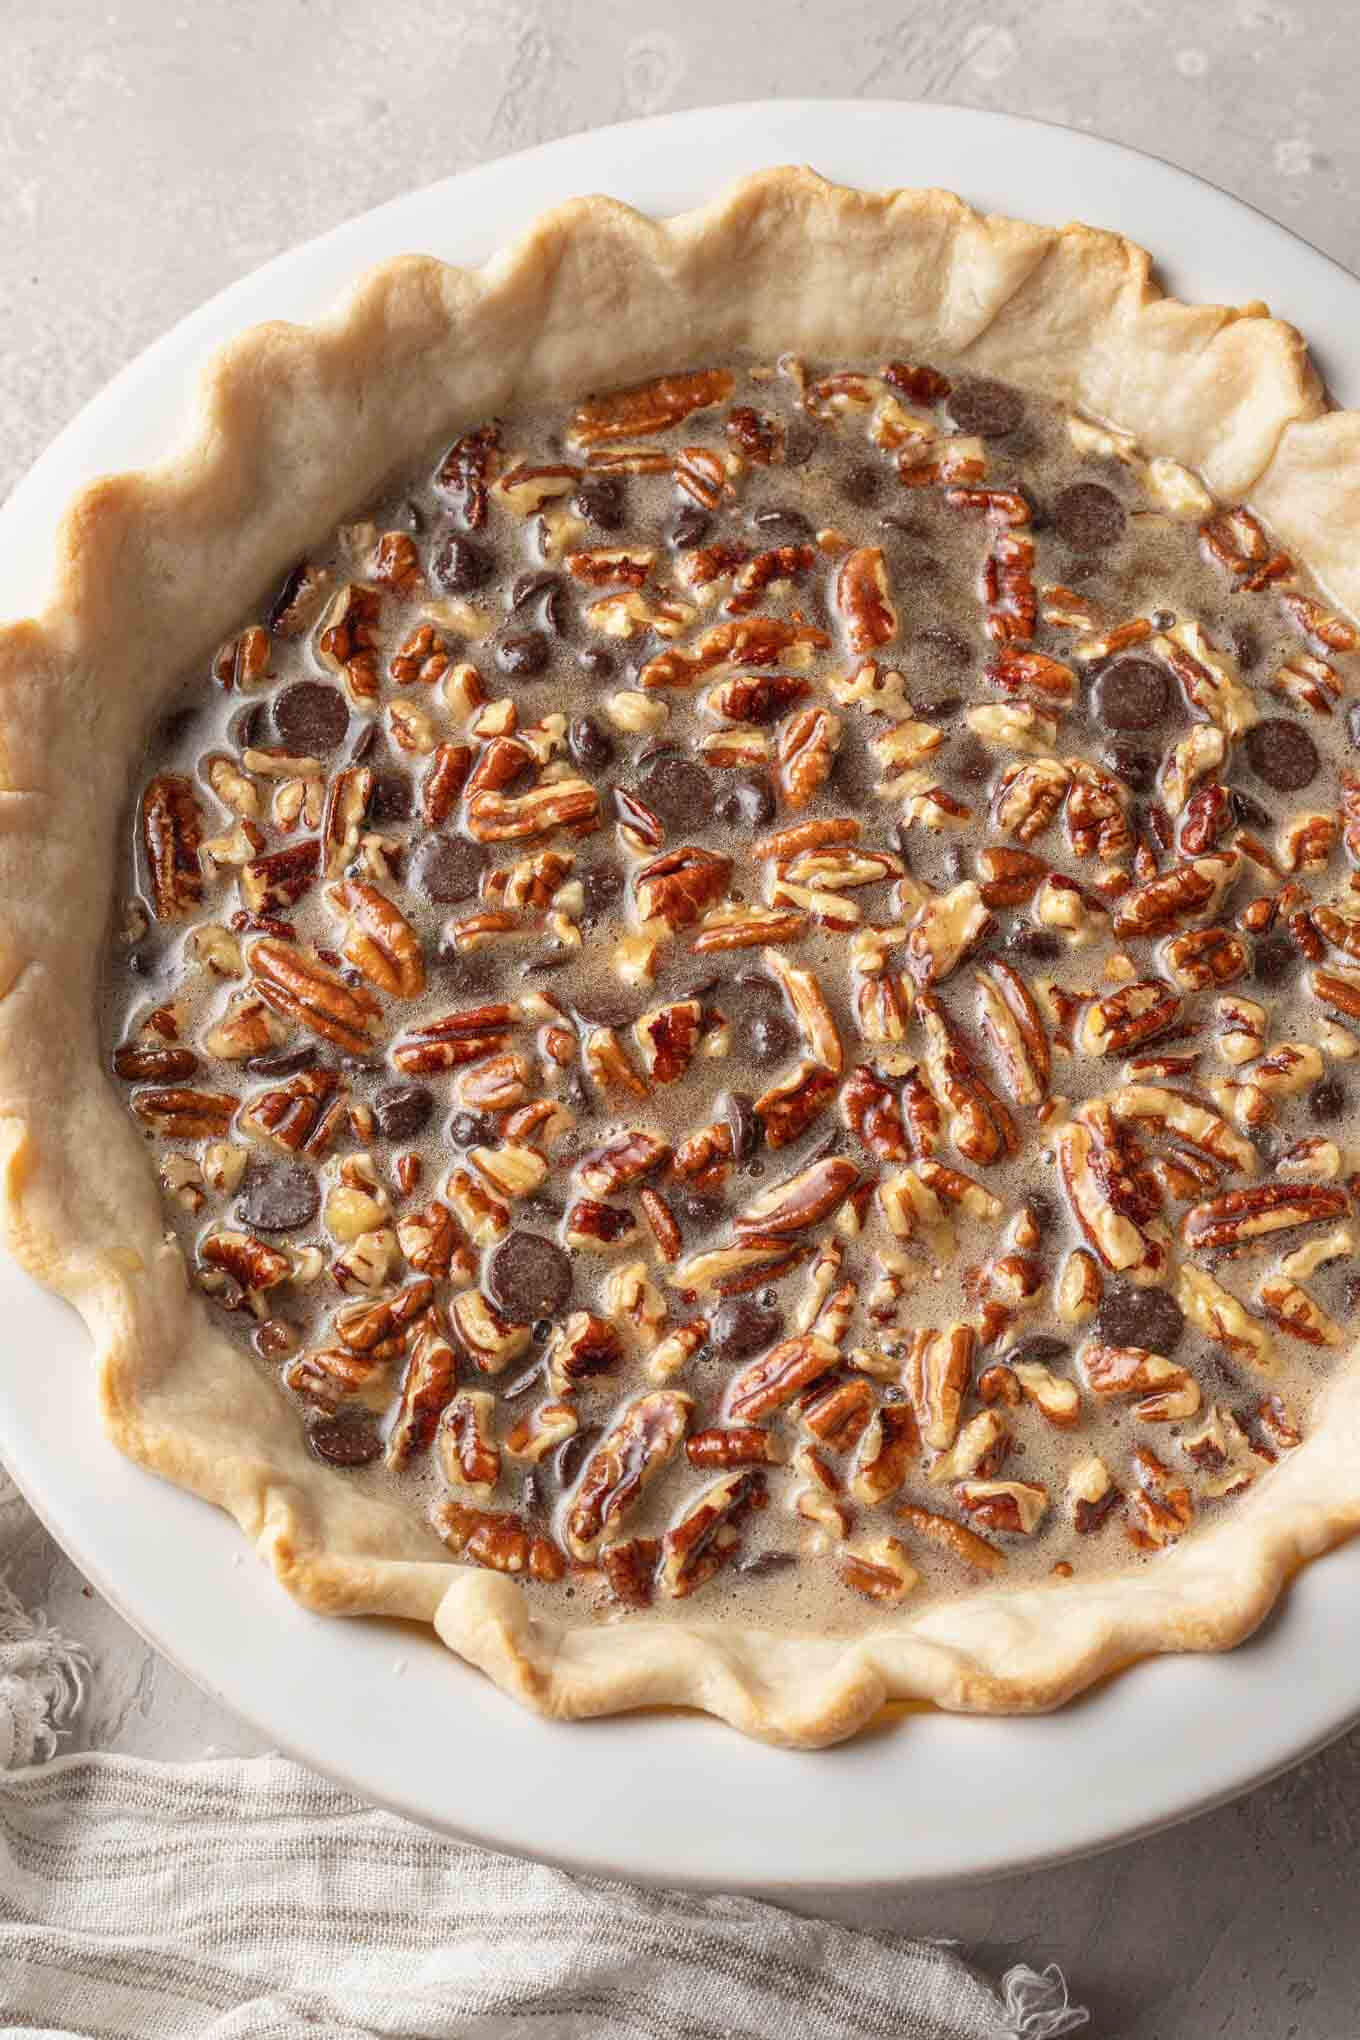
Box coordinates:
[3,98,1360,1886]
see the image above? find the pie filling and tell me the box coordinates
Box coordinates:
[105,353,1360,1629]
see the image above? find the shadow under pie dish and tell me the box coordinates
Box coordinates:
[7,168,1360,1749]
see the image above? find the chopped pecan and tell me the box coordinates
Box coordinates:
[1112,848,1240,939]
[954,1479,1048,1534]
[839,1536,919,1602]
[993,758,1071,843]
[986,647,1076,706]
[755,1060,839,1148]
[1182,1181,1347,1254]
[1056,1104,1167,1279]
[1078,979,1182,1058]
[324,880,424,999]
[577,1129,670,1199]
[686,1426,781,1470]
[1124,1447,1194,1550]
[320,766,372,877]
[905,881,995,988]
[762,947,842,1071]
[504,1400,578,1464]
[897,1503,1004,1574]
[1256,1272,1344,1347]
[1080,1341,1201,1422]
[974,959,1050,1106]
[563,1389,692,1561]
[565,1198,640,1252]
[727,1335,840,1422]
[431,1500,563,1581]
[1068,1454,1121,1534]
[777,706,842,809]
[567,370,734,447]
[905,1323,976,1452]
[734,1157,859,1237]
[448,1289,530,1372]
[640,616,830,690]
[546,1310,625,1394]
[465,778,601,843]
[1161,924,1249,991]
[390,1004,515,1074]
[633,997,702,1083]
[142,774,204,919]
[433,1385,500,1493]
[848,1404,920,1504]
[659,1469,765,1598]
[916,993,1018,1167]
[841,1064,909,1162]
[315,582,382,703]
[835,546,897,651]
[634,845,732,930]
[1152,620,1257,736]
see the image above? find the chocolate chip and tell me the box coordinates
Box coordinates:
[914,694,964,722]
[1053,482,1126,552]
[374,1083,434,1140]
[580,862,625,923]
[953,736,992,784]
[1245,717,1319,792]
[488,1231,574,1322]
[369,769,413,821]
[946,378,1025,438]
[245,1043,318,1077]
[1007,1334,1070,1368]
[1231,623,1262,672]
[1348,703,1360,750]
[840,462,883,505]
[273,681,349,756]
[411,832,483,903]
[238,1158,320,1234]
[736,1550,797,1578]
[230,702,265,751]
[750,505,812,541]
[669,507,711,549]
[783,420,816,467]
[573,475,625,529]
[1252,933,1297,985]
[510,570,561,614]
[1310,1077,1347,1122]
[1231,787,1275,832]
[431,532,494,593]
[1101,743,1157,791]
[555,1423,602,1491]
[497,630,551,678]
[710,1299,783,1361]
[714,773,776,830]
[746,1009,797,1061]
[1093,658,1169,731]
[723,1090,761,1162]
[1026,1192,1058,1236]
[1006,927,1062,961]
[561,717,613,779]
[450,1110,495,1148]
[1094,1283,1185,1355]
[577,650,614,685]
[348,720,378,765]
[676,1191,725,1231]
[307,1418,383,1468]
[636,748,711,826]
[570,984,641,1028]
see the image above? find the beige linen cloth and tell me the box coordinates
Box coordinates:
[0,1470,1087,2040]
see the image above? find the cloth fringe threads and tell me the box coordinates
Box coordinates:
[0,1480,1089,2039]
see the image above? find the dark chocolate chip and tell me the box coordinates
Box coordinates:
[636,748,711,826]
[1252,933,1297,986]
[496,630,551,678]
[714,772,776,830]
[746,1009,797,1061]
[307,1418,383,1468]
[675,1191,725,1232]
[573,475,625,529]
[1094,1283,1185,1355]
[411,832,484,904]
[1101,743,1157,791]
[945,378,1025,438]
[669,506,711,549]
[710,1298,783,1361]
[273,681,349,756]
[914,693,965,722]
[953,736,992,785]
[230,702,265,751]
[369,769,413,822]
[783,420,816,467]
[450,1110,495,1148]
[750,504,812,541]
[1006,927,1062,961]
[579,861,625,922]
[570,987,641,1029]
[569,715,614,772]
[1006,1334,1070,1368]
[487,1231,574,1322]
[238,1158,320,1234]
[1244,717,1319,792]
[1093,658,1169,731]
[577,646,615,682]
[1231,623,1262,672]
[431,532,494,593]
[374,1083,434,1140]
[1309,1077,1347,1122]
[840,462,883,506]
[510,570,561,614]
[1053,481,1126,552]
[723,1090,761,1162]
[245,1043,318,1077]
[1231,786,1275,832]
[1348,702,1360,750]
[1025,1192,1058,1235]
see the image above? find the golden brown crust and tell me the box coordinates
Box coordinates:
[0,166,1354,1748]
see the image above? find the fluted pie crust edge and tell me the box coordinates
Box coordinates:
[2,167,1359,1747]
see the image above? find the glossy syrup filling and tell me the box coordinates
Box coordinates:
[105,353,1360,1632]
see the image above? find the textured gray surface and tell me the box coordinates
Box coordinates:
[3,3,1358,2034]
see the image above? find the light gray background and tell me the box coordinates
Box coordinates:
[2,3,1357,2033]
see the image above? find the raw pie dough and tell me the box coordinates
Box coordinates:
[3,169,1360,1747]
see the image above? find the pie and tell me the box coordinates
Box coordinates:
[5,168,1360,1748]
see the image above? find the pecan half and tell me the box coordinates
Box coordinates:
[142,774,203,919]
[734,1157,859,1237]
[1182,1182,1347,1253]
[659,1469,766,1598]
[568,370,734,447]
[726,1335,840,1422]
[835,546,897,651]
[248,939,380,1054]
[325,880,424,998]
[974,959,1050,1106]
[916,993,1018,1167]
[1112,848,1240,939]
[563,1389,692,1560]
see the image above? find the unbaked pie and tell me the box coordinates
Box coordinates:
[6,170,1360,1745]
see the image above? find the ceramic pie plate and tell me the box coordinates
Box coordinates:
[3,99,1359,1889]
